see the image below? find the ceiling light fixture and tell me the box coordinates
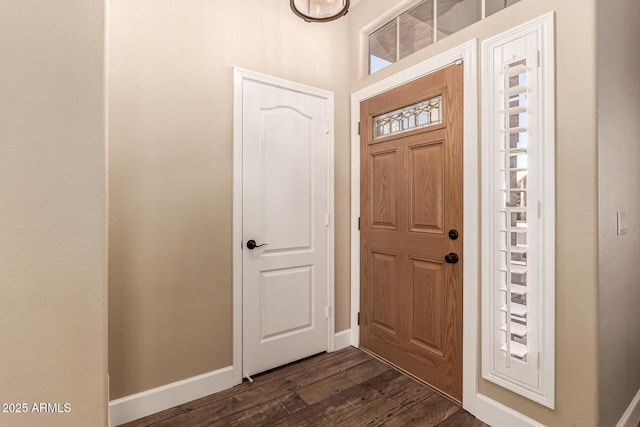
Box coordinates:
[290,0,350,23]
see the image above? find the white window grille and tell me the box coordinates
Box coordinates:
[481,13,555,408]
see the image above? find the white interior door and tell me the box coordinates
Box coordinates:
[241,75,330,377]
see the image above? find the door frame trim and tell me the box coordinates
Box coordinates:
[232,67,335,386]
[350,40,479,409]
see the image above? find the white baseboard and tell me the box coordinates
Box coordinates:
[108,366,234,427]
[470,393,545,427]
[109,332,352,426]
[108,334,547,427]
[333,329,352,351]
[617,388,640,427]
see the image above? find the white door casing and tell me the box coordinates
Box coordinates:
[234,69,335,379]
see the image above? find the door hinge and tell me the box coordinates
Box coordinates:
[537,50,541,67]
[325,213,330,227]
[358,217,361,230]
[357,121,361,135]
[357,312,361,325]
[326,121,330,135]
[325,306,330,319]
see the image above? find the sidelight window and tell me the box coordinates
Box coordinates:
[481,13,555,408]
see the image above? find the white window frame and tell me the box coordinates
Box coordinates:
[366,0,524,75]
[481,12,555,409]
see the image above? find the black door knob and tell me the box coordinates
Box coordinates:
[445,253,459,264]
[246,239,268,250]
[448,229,459,240]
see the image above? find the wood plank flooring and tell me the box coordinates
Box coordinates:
[120,347,489,427]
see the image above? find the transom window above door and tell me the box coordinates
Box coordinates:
[368,0,521,74]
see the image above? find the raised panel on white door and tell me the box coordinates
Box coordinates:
[261,107,312,252]
[260,265,313,341]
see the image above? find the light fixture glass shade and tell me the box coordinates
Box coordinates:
[290,0,350,22]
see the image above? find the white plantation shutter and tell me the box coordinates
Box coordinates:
[482,14,555,409]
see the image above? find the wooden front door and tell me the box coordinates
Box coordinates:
[360,64,463,401]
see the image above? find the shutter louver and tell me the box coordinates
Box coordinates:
[499,60,530,368]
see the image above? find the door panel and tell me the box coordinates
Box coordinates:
[409,141,444,233]
[371,250,398,334]
[260,266,313,341]
[409,257,445,355]
[360,64,463,401]
[243,78,328,377]
[371,150,398,230]
[262,108,312,251]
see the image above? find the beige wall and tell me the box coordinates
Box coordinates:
[350,0,599,426]
[597,0,640,425]
[0,1,108,426]
[108,0,351,399]
[110,2,606,425]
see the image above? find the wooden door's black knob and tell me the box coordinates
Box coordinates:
[445,253,459,264]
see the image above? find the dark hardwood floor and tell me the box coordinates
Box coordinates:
[120,347,489,427]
